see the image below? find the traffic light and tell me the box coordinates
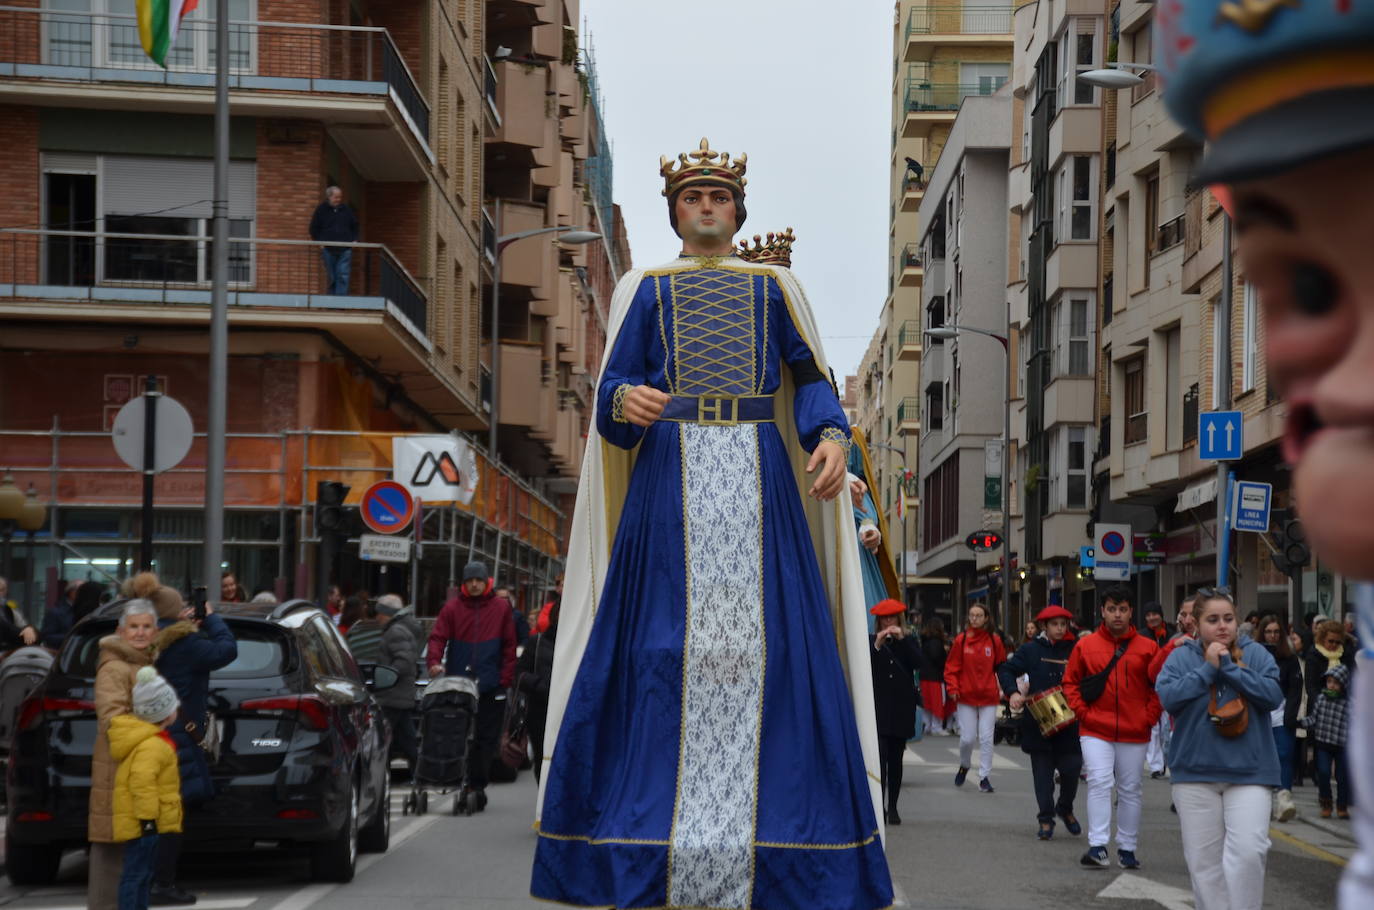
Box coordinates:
[315,481,350,535]
[1268,511,1310,580]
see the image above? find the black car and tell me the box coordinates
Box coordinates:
[5,599,395,885]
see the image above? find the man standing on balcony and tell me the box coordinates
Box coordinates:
[531,139,892,909]
[309,186,358,296]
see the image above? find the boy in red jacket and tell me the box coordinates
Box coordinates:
[1062,586,1161,871]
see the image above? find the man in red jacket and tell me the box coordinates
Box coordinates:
[1062,585,1161,871]
[427,561,517,810]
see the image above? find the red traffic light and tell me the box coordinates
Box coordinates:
[965,531,1004,552]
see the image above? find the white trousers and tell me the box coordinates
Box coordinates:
[956,703,997,780]
[1146,716,1171,773]
[1173,782,1272,910]
[1080,736,1147,850]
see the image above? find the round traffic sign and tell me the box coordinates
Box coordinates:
[111,395,194,473]
[360,481,415,535]
[1100,531,1126,556]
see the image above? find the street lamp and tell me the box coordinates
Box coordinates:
[925,324,1013,629]
[18,486,45,619]
[0,473,44,614]
[488,201,602,460]
[1076,61,1157,90]
[869,440,917,606]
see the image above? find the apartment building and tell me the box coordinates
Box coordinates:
[914,94,1010,624]
[1093,0,1300,618]
[484,5,629,495]
[852,0,1017,607]
[0,0,621,611]
[1003,0,1108,622]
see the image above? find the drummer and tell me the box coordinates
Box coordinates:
[997,605,1084,840]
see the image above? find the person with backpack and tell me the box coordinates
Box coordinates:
[944,602,1007,793]
[1062,586,1161,870]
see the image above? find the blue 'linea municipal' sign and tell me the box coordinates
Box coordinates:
[1231,480,1272,533]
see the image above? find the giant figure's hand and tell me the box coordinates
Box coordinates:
[624,385,669,427]
[860,527,881,552]
[806,440,847,501]
[849,477,868,509]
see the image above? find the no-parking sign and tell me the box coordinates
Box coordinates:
[1093,523,1133,581]
[359,481,415,535]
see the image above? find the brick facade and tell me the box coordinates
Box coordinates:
[0,105,40,284]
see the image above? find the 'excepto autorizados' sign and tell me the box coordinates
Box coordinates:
[359,534,413,564]
[1093,523,1133,581]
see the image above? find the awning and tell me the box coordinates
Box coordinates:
[1175,477,1218,512]
[903,576,954,586]
[966,586,990,602]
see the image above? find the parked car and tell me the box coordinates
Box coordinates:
[5,599,395,885]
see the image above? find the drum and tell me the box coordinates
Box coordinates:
[1026,686,1076,738]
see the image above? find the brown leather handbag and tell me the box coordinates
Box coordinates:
[1208,686,1249,737]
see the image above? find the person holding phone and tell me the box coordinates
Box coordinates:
[869,599,921,824]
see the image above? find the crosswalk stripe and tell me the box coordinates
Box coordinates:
[36,900,256,910]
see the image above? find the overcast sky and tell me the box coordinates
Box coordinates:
[578,0,894,387]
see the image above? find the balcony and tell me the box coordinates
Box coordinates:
[904,5,1014,62]
[0,228,428,346]
[900,173,926,213]
[898,319,923,361]
[899,242,923,287]
[0,6,431,180]
[898,396,921,435]
[1156,213,1186,253]
[482,207,497,266]
[902,82,997,138]
[483,55,501,127]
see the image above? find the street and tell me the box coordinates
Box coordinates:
[0,737,1348,909]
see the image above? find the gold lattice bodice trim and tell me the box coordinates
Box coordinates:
[669,268,758,396]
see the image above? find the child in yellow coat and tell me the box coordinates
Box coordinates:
[110,666,183,910]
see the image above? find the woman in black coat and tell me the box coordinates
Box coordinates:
[996,605,1082,841]
[1258,614,1304,820]
[517,599,559,783]
[869,599,922,824]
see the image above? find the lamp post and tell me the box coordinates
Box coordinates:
[18,486,45,620]
[926,324,1012,629]
[0,472,23,589]
[869,440,917,606]
[487,199,601,460]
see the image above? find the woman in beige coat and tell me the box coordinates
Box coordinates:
[88,598,165,909]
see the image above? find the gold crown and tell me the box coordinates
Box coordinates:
[737,228,795,268]
[660,137,748,197]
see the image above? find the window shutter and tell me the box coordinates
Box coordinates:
[102,155,256,220]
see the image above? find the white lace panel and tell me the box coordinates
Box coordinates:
[669,423,765,910]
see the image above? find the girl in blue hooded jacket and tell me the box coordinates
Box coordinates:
[1156,590,1283,910]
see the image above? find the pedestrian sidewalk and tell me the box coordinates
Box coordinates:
[1271,797,1357,867]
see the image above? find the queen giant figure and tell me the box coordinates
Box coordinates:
[531,139,894,910]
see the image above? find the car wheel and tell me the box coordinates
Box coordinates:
[5,840,61,885]
[359,769,391,853]
[310,779,359,883]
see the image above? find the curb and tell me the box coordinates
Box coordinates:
[1294,813,1358,843]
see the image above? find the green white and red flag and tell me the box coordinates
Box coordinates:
[136,0,200,67]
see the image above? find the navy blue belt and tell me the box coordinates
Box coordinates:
[660,395,775,425]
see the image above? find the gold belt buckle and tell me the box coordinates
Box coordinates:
[698,396,738,426]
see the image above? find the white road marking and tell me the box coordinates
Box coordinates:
[35,900,256,910]
[1097,872,1195,909]
[267,812,441,910]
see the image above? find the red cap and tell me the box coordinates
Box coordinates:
[1035,605,1074,623]
[870,599,906,617]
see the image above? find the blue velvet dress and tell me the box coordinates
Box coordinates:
[531,260,893,910]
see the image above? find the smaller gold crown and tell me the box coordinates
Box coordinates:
[660,137,748,198]
[737,228,795,268]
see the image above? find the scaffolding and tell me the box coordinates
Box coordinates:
[0,421,566,620]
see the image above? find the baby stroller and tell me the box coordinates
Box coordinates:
[0,647,54,753]
[401,675,480,816]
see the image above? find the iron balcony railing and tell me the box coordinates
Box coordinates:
[0,5,429,141]
[905,81,1002,113]
[903,174,925,194]
[0,229,428,339]
[1183,384,1199,444]
[482,208,497,265]
[898,396,921,425]
[1156,213,1186,253]
[907,5,1014,36]
[898,319,922,349]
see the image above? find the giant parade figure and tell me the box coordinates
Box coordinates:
[530,139,895,910]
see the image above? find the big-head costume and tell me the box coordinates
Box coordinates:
[531,140,893,909]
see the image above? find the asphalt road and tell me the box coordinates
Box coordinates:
[0,737,1349,909]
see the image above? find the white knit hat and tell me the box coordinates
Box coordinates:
[132,666,179,724]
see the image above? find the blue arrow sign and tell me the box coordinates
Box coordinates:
[1231,480,1272,533]
[1199,410,1243,460]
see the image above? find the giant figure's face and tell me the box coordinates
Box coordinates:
[1234,147,1374,579]
[674,185,738,246]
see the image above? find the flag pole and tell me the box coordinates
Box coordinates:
[202,0,229,597]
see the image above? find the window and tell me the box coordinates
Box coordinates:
[1124,356,1147,444]
[925,381,944,431]
[927,296,945,342]
[1071,156,1093,240]
[1051,296,1093,377]
[960,62,1010,96]
[1074,21,1098,105]
[1242,282,1257,391]
[1130,24,1155,102]
[1212,297,1224,407]
[1051,426,1090,511]
[921,453,961,548]
[46,0,254,72]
